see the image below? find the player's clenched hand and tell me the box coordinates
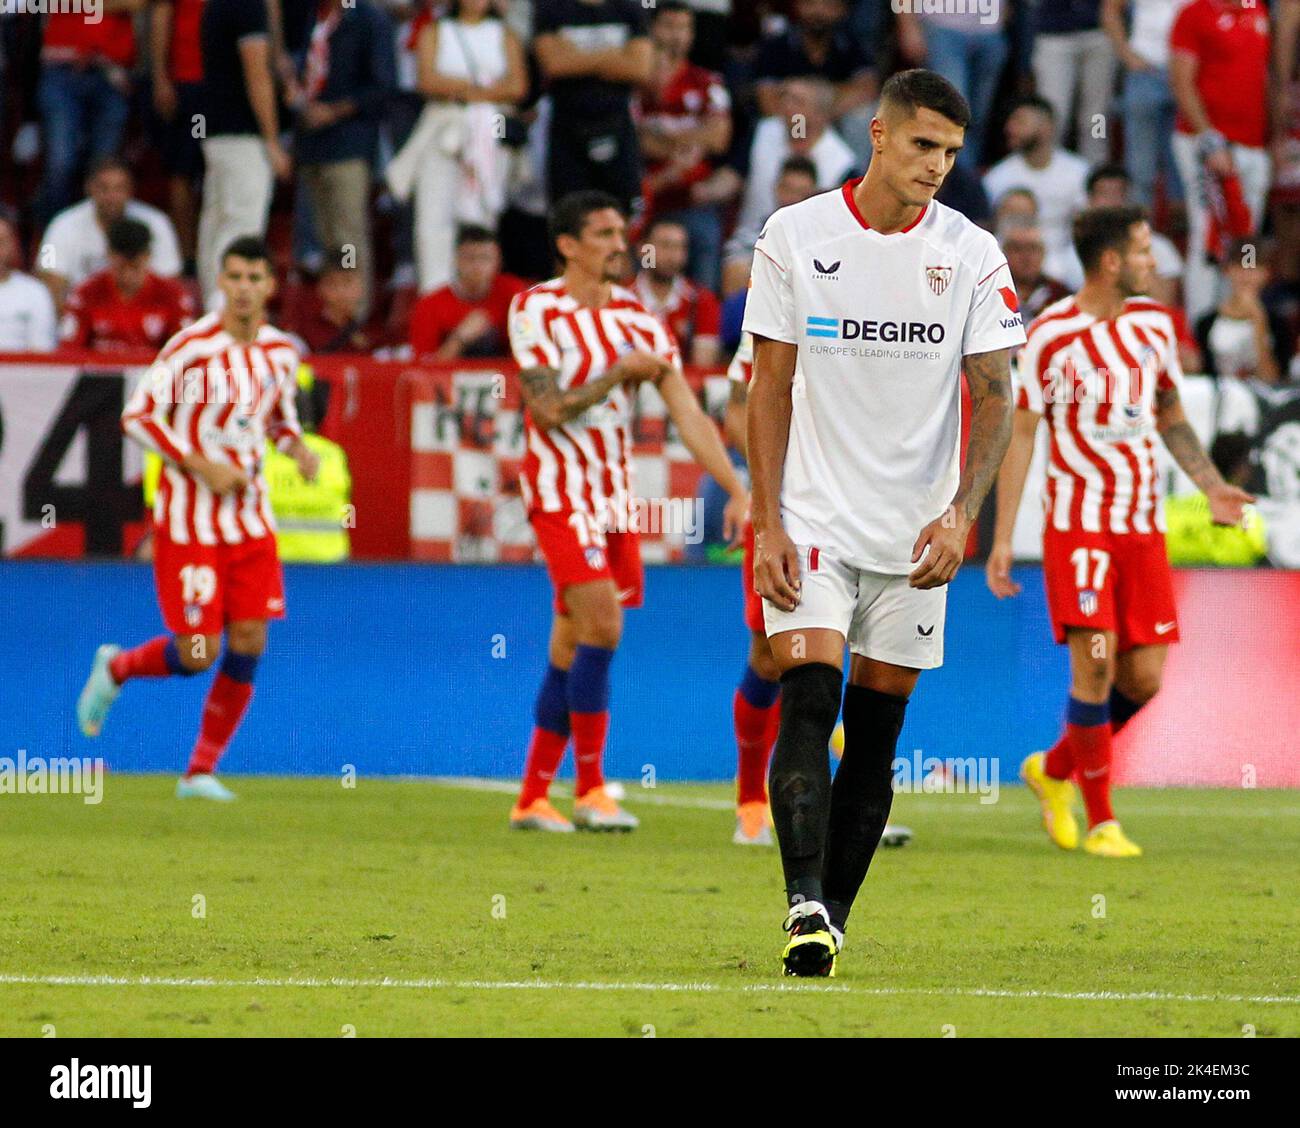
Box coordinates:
[722,489,749,550]
[984,541,1021,599]
[909,506,969,589]
[754,525,801,612]
[1206,482,1255,526]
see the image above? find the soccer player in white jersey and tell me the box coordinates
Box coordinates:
[724,332,913,851]
[987,206,1253,858]
[507,190,748,833]
[76,236,320,801]
[746,70,1025,977]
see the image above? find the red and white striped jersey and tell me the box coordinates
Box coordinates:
[727,331,753,386]
[1015,296,1184,535]
[507,278,682,522]
[122,313,303,545]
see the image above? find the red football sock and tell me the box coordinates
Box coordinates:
[571,710,609,798]
[186,673,253,776]
[518,728,569,807]
[1067,722,1115,827]
[1044,734,1073,780]
[109,636,174,684]
[735,690,779,805]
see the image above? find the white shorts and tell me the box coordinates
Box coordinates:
[762,544,947,669]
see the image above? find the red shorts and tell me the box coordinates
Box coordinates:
[741,522,764,633]
[1043,527,1179,651]
[530,509,644,616]
[153,530,286,635]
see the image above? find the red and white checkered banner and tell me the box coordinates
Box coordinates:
[405,366,733,562]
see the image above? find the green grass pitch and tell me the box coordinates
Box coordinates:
[2,777,1297,1037]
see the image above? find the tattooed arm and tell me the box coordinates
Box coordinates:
[909,347,1015,589]
[1156,384,1255,524]
[517,350,665,431]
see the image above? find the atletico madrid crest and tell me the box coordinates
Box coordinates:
[925,265,952,295]
[1078,589,1098,617]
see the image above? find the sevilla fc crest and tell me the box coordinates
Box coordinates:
[926,265,952,295]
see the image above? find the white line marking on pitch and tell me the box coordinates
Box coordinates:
[1,974,1297,1005]
[426,777,1300,817]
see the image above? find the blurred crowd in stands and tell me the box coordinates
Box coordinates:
[0,0,1298,398]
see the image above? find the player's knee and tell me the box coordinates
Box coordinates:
[226,621,267,656]
[574,604,621,650]
[775,662,842,754]
[1119,671,1162,704]
[1072,654,1112,696]
[748,634,780,682]
[177,634,221,672]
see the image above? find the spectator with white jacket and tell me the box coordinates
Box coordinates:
[395,0,527,294]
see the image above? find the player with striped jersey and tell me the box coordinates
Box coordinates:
[77,236,321,801]
[988,206,1254,857]
[722,332,912,850]
[507,190,748,833]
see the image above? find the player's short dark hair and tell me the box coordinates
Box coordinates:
[643,215,687,242]
[1086,163,1130,195]
[879,69,970,130]
[548,190,625,263]
[1010,94,1057,122]
[455,224,498,248]
[1073,205,1148,273]
[107,217,152,259]
[221,234,274,271]
[86,155,132,183]
[779,155,818,182]
[652,1,693,19]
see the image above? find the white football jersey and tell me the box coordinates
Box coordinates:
[743,180,1028,573]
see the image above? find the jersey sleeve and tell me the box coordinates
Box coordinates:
[1169,1,1204,59]
[121,350,193,464]
[726,332,753,385]
[41,216,77,284]
[1011,342,1044,414]
[1156,310,1186,392]
[963,235,1027,356]
[508,291,562,369]
[649,311,683,374]
[741,215,797,345]
[61,283,91,347]
[266,347,306,450]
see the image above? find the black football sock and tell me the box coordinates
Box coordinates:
[1108,685,1146,733]
[769,662,842,907]
[823,683,908,933]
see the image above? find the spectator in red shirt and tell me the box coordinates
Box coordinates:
[62,218,195,353]
[35,2,143,226]
[633,217,721,367]
[150,0,208,275]
[408,226,527,360]
[283,249,384,354]
[636,2,732,292]
[1170,0,1276,322]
